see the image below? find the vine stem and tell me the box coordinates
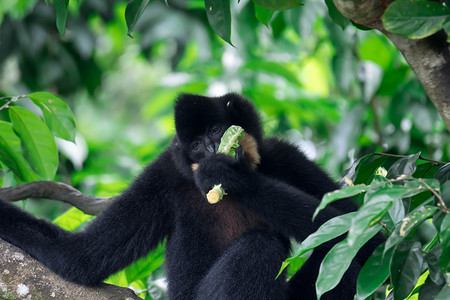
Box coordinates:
[378,220,392,233]
[373,152,447,165]
[0,95,26,111]
[419,178,448,214]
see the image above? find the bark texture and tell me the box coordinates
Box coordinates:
[0,239,140,300]
[333,0,450,131]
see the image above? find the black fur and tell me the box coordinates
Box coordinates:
[0,93,382,299]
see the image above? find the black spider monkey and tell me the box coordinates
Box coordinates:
[0,94,382,299]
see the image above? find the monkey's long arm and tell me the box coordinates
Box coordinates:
[0,155,174,285]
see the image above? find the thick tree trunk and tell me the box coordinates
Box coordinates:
[333,0,450,131]
[0,239,141,300]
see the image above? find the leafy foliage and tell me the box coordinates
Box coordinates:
[0,92,74,182]
[284,154,450,299]
[382,0,450,39]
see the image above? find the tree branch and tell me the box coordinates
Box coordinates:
[0,181,115,215]
[333,0,450,131]
[0,239,141,300]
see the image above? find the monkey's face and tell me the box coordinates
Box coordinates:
[173,93,262,167]
[188,123,228,162]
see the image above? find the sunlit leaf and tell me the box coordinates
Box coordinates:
[53,207,93,231]
[106,243,165,287]
[124,243,165,283]
[9,107,58,180]
[0,121,40,182]
[252,0,302,11]
[315,224,382,298]
[390,241,424,300]
[54,0,69,36]
[28,92,77,142]
[125,0,151,37]
[383,0,450,39]
[355,243,394,300]
[301,57,329,97]
[205,0,232,45]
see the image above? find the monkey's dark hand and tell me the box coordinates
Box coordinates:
[193,153,257,197]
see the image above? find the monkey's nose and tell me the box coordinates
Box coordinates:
[206,144,215,153]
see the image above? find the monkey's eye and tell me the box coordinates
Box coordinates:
[192,142,201,150]
[210,126,221,136]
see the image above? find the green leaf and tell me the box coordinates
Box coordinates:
[313,183,384,220]
[252,0,302,11]
[347,185,408,246]
[324,0,349,29]
[439,212,450,272]
[385,205,439,255]
[9,107,58,180]
[398,206,438,237]
[205,0,232,45]
[124,243,165,283]
[355,243,394,300]
[386,152,420,179]
[424,245,445,286]
[0,121,40,182]
[390,241,424,300]
[388,199,406,225]
[53,207,93,231]
[106,243,165,286]
[315,224,382,298]
[340,154,372,183]
[382,0,450,39]
[254,3,274,26]
[419,274,446,300]
[288,212,356,260]
[125,0,151,37]
[435,284,450,300]
[54,0,69,36]
[28,92,76,142]
[217,125,244,156]
[435,163,450,184]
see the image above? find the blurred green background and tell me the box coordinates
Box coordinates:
[0,1,449,297]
